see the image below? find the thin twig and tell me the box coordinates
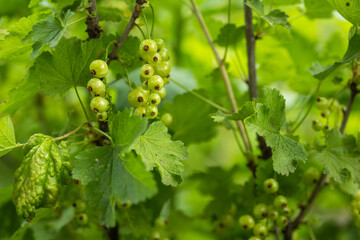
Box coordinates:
[189,0,251,152]
[53,122,90,141]
[107,0,146,63]
[74,86,91,122]
[170,78,230,113]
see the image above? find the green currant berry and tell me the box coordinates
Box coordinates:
[90,97,110,113]
[128,89,148,107]
[134,107,147,118]
[239,215,255,230]
[72,199,87,213]
[253,203,267,219]
[120,201,132,209]
[149,93,161,106]
[263,178,279,194]
[248,237,261,240]
[159,48,170,61]
[97,111,108,121]
[155,61,171,78]
[136,85,150,97]
[90,59,108,78]
[303,167,320,185]
[148,75,164,91]
[221,214,235,229]
[76,213,88,225]
[138,48,147,61]
[139,39,158,55]
[87,78,106,97]
[148,52,162,66]
[274,195,288,209]
[161,113,173,126]
[253,222,267,237]
[140,64,155,78]
[154,38,164,51]
[312,120,323,131]
[269,209,279,219]
[321,109,330,118]
[151,231,161,240]
[140,75,148,83]
[276,216,289,227]
[146,105,158,119]
[282,206,291,216]
[316,97,328,110]
[163,76,170,85]
[153,87,166,99]
[155,217,168,227]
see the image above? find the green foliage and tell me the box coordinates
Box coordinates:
[13,134,71,220]
[214,24,244,47]
[0,115,17,157]
[246,88,307,174]
[33,38,102,96]
[327,0,360,26]
[314,129,360,183]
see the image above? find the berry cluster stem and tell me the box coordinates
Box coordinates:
[86,0,101,39]
[189,0,251,153]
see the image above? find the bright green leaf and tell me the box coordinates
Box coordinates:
[227,101,255,121]
[0,115,17,157]
[326,0,360,26]
[132,121,188,186]
[314,129,360,183]
[246,88,307,174]
[97,6,124,22]
[73,146,157,227]
[214,24,244,47]
[33,38,102,96]
[304,0,333,19]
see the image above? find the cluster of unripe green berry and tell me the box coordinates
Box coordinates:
[72,199,88,226]
[88,59,110,121]
[128,38,170,119]
[312,97,342,132]
[150,217,170,240]
[238,179,290,240]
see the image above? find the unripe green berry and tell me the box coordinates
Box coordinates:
[161,113,173,126]
[76,213,88,225]
[90,97,110,113]
[253,223,267,237]
[274,195,288,209]
[312,120,323,131]
[148,52,162,66]
[263,178,279,194]
[303,167,321,185]
[268,209,279,219]
[239,215,255,230]
[154,38,164,51]
[276,216,289,227]
[155,217,168,227]
[87,78,106,97]
[159,48,170,61]
[151,231,161,240]
[128,88,148,108]
[248,237,261,240]
[97,111,108,121]
[149,93,161,106]
[140,64,155,78]
[153,87,166,99]
[139,39,158,55]
[316,97,328,110]
[134,107,146,117]
[148,75,164,91]
[146,105,158,119]
[72,199,87,213]
[321,109,330,118]
[253,203,268,219]
[282,206,291,216]
[89,60,108,78]
[155,61,171,78]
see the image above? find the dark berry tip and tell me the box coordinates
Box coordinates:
[72,203,77,207]
[138,97,144,102]
[153,57,158,62]
[243,225,248,229]
[87,86,93,92]
[142,114,146,117]
[145,70,150,75]
[143,45,149,51]
[282,203,287,208]
[91,70,96,75]
[98,115,103,120]
[316,97,321,102]
[93,108,99,113]
[151,99,156,104]
[155,85,160,90]
[262,213,267,217]
[267,183,273,188]
[79,216,83,220]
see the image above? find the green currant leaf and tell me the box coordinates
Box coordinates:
[0,68,40,116]
[97,6,124,22]
[227,101,255,121]
[131,121,188,186]
[12,134,72,221]
[0,115,17,157]
[304,0,333,19]
[246,0,291,29]
[326,0,360,26]
[73,146,157,227]
[111,109,148,147]
[0,12,50,60]
[28,0,42,8]
[310,29,360,80]
[52,0,77,9]
[246,88,307,175]
[162,91,217,144]
[23,10,75,58]
[263,0,300,5]
[33,37,102,96]
[214,24,245,47]
[313,129,360,183]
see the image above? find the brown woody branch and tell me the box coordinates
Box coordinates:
[107,0,146,63]
[86,0,102,39]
